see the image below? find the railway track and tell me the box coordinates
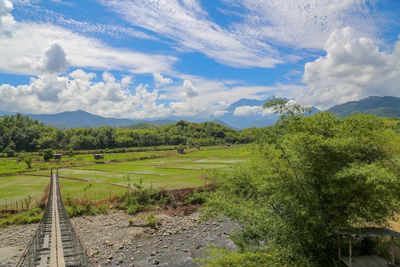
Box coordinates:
[17,169,94,267]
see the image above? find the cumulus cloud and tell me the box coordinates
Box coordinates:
[153,72,172,87]
[0,67,294,119]
[41,43,67,73]
[213,109,228,117]
[182,79,198,98]
[0,0,14,37]
[233,105,275,116]
[0,69,169,117]
[0,2,176,75]
[298,27,400,109]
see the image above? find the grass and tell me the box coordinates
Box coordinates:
[0,175,49,209]
[0,144,250,210]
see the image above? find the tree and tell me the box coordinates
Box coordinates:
[43,149,53,162]
[204,99,400,265]
[24,154,32,169]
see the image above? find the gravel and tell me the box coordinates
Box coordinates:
[0,211,237,266]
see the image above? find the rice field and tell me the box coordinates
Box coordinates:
[0,144,250,210]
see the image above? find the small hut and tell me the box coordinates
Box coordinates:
[177,147,184,154]
[52,153,62,160]
[94,154,104,160]
[338,227,400,267]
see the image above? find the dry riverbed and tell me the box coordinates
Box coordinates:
[0,211,237,266]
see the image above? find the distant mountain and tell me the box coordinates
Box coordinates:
[26,110,139,129]
[328,96,400,117]
[0,98,321,130]
[211,98,319,129]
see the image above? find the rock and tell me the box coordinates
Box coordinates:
[153,259,160,265]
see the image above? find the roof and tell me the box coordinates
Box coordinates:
[340,227,400,239]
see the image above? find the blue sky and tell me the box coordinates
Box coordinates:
[0,0,399,119]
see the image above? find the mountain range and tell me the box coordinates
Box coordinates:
[1,96,399,129]
[328,96,400,117]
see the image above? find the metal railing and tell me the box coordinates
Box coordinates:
[16,169,95,266]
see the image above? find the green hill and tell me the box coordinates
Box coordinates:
[328,96,400,117]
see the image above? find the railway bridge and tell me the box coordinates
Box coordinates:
[17,169,94,267]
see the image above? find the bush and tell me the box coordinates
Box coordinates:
[185,190,209,205]
[97,202,110,214]
[145,214,160,229]
[0,207,43,228]
[4,145,16,157]
[65,200,96,217]
[196,248,294,267]
[24,155,32,169]
[43,149,53,162]
[121,180,173,215]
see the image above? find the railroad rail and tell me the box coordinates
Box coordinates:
[17,169,94,267]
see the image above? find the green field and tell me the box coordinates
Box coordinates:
[0,145,249,210]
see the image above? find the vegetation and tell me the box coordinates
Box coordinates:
[0,114,252,154]
[121,179,173,215]
[0,207,42,228]
[196,247,291,267]
[204,99,400,266]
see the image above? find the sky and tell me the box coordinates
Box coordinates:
[0,0,399,119]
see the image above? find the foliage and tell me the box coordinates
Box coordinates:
[64,198,96,217]
[121,180,172,215]
[24,154,32,169]
[144,214,160,229]
[0,114,253,153]
[42,149,53,162]
[3,142,16,157]
[195,247,297,267]
[204,99,400,266]
[0,207,42,228]
[185,189,210,205]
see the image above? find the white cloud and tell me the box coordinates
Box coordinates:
[0,67,296,119]
[233,105,274,117]
[0,69,170,118]
[213,109,228,117]
[227,0,375,49]
[100,0,377,68]
[0,2,176,75]
[153,72,172,87]
[40,43,67,73]
[100,0,281,68]
[182,79,198,98]
[298,27,400,109]
[54,17,158,41]
[0,0,14,37]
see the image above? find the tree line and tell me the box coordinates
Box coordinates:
[0,114,253,156]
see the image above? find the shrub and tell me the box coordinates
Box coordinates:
[0,207,43,228]
[145,214,160,229]
[4,145,16,157]
[24,155,32,169]
[121,180,173,215]
[196,248,293,267]
[43,149,53,162]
